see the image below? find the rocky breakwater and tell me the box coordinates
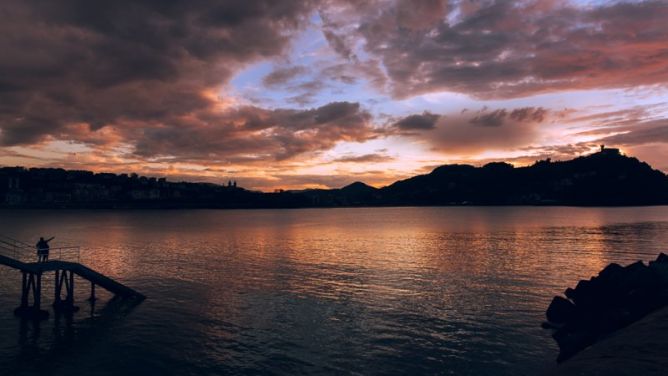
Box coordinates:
[543,253,668,362]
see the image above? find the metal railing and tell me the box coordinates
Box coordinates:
[0,235,80,263]
[0,235,29,260]
[51,246,81,263]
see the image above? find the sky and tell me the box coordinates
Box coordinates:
[1,0,668,191]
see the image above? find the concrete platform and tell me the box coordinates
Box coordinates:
[546,306,668,375]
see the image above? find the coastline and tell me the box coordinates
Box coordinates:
[545,305,668,375]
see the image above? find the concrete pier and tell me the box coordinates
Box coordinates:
[0,254,145,320]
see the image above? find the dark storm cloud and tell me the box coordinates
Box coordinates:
[0,0,316,147]
[396,106,550,153]
[469,110,508,127]
[129,101,379,162]
[470,107,547,127]
[321,0,668,98]
[393,112,440,130]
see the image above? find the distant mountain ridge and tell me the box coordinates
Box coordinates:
[1,148,668,208]
[298,149,668,206]
[378,150,668,205]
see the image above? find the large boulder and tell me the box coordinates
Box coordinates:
[544,255,668,362]
[546,296,577,324]
[621,261,660,292]
[597,263,625,282]
[649,262,668,287]
[565,278,611,310]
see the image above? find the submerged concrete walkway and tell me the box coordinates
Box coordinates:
[546,306,668,375]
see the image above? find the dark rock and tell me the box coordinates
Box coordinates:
[622,261,659,291]
[546,296,577,324]
[597,263,625,282]
[592,309,626,334]
[624,288,662,319]
[567,279,599,309]
[544,256,668,362]
[648,262,668,287]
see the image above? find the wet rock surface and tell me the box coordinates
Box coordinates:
[544,253,668,362]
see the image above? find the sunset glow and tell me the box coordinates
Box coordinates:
[2,0,668,190]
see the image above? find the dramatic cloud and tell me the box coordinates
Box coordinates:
[322,0,668,98]
[402,107,550,154]
[394,112,440,130]
[2,0,668,190]
[0,0,317,146]
[129,101,379,162]
[470,108,548,127]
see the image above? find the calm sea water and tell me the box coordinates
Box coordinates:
[1,207,668,375]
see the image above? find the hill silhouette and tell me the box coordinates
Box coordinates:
[375,150,668,206]
[300,149,668,206]
[1,148,667,208]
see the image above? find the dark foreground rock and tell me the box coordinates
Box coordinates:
[543,253,668,362]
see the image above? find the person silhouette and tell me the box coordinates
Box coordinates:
[36,236,54,262]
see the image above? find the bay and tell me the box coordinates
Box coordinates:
[1,207,667,375]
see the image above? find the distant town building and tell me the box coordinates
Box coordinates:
[5,176,23,205]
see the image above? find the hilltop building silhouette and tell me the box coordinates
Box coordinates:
[599,144,621,156]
